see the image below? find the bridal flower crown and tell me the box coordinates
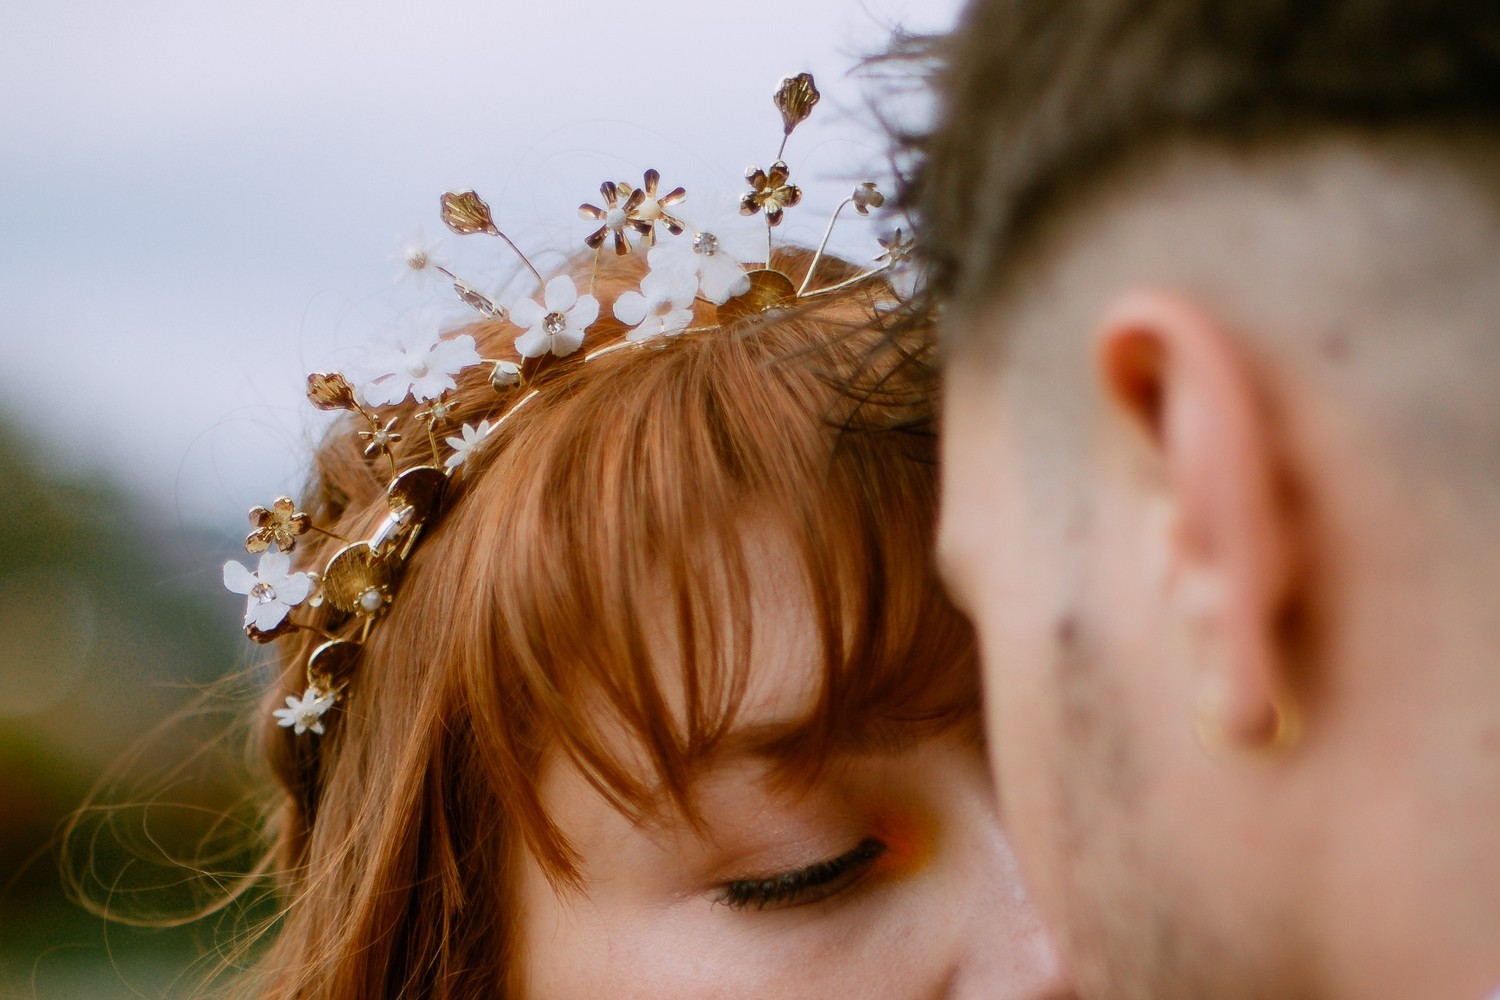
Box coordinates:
[222,72,920,737]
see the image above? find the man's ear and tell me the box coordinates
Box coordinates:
[1095,289,1294,748]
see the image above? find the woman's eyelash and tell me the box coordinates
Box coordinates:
[716,838,887,912]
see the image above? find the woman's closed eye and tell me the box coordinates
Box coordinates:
[715,838,887,912]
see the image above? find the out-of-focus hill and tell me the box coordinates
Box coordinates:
[0,421,265,998]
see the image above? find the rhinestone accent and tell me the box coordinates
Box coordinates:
[693,232,719,257]
[250,581,276,604]
[542,312,567,336]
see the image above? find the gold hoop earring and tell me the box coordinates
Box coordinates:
[1195,689,1302,759]
[1265,691,1302,753]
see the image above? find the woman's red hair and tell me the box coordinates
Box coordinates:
[242,250,973,998]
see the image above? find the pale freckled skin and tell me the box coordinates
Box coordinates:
[514,527,1074,1000]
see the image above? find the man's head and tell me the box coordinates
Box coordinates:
[914,3,1500,998]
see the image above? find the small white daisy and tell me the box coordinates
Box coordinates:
[392,228,447,285]
[444,420,493,471]
[273,686,337,736]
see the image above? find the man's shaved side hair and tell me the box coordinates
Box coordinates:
[903,0,1500,325]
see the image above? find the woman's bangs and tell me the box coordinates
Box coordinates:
[451,307,972,857]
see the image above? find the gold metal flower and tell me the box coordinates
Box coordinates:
[246,496,312,553]
[307,372,360,412]
[739,161,802,227]
[579,181,651,256]
[875,228,917,266]
[359,416,403,458]
[440,190,501,236]
[852,181,886,216]
[774,73,820,137]
[614,169,687,246]
[417,396,456,427]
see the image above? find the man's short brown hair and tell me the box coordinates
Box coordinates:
[904,0,1500,315]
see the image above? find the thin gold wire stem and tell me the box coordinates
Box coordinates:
[308,524,357,545]
[291,622,343,644]
[495,230,545,287]
[486,388,541,437]
[797,197,853,297]
[797,264,891,301]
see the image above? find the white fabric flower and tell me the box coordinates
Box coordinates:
[357,312,481,407]
[273,686,337,736]
[444,420,492,470]
[614,265,698,342]
[223,549,313,632]
[649,191,764,305]
[511,275,599,359]
[392,228,447,285]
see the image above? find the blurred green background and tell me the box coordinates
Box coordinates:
[0,420,264,999]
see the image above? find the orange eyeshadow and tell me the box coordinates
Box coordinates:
[869,806,934,879]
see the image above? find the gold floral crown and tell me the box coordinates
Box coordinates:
[221,72,921,737]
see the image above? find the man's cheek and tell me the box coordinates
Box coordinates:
[981,626,1070,914]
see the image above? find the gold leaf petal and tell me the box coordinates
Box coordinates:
[774,72,820,135]
[245,618,296,643]
[454,281,505,320]
[388,466,446,522]
[321,542,397,616]
[716,269,797,324]
[307,639,362,691]
[441,190,500,236]
[306,372,359,412]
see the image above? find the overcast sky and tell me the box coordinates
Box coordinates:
[0,0,963,534]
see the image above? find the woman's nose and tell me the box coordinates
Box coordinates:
[942,918,1077,1000]
[941,788,1078,1000]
